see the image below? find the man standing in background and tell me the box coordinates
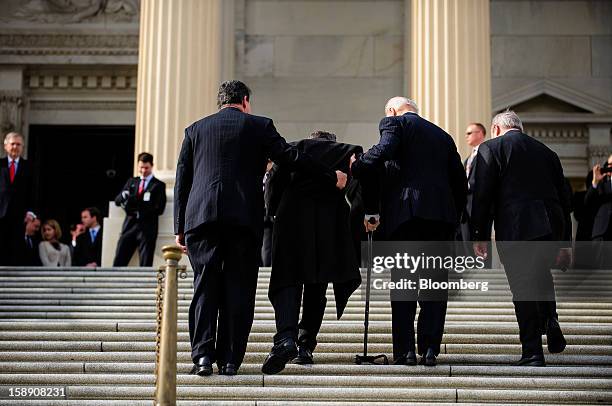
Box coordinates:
[20,213,41,266]
[585,154,612,267]
[113,152,166,267]
[73,207,103,267]
[0,132,35,265]
[462,123,487,237]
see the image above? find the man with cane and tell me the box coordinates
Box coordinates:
[351,97,466,366]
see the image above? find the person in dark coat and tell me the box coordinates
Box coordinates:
[350,96,467,367]
[174,80,347,377]
[19,214,42,266]
[0,132,35,266]
[261,131,362,374]
[471,110,572,367]
[584,155,612,268]
[113,152,166,267]
[73,207,103,267]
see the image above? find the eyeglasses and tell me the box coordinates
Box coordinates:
[465,130,482,135]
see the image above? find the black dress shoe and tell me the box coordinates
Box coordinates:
[419,348,436,366]
[393,351,417,366]
[516,354,546,367]
[546,318,567,354]
[294,346,314,365]
[190,355,213,376]
[261,338,298,375]
[218,363,238,376]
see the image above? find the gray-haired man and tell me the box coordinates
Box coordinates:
[471,110,572,366]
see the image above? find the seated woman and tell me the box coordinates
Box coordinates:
[39,219,71,267]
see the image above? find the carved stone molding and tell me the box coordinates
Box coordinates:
[10,0,139,24]
[525,125,588,140]
[30,100,135,111]
[0,34,138,56]
[26,74,137,91]
[0,91,24,134]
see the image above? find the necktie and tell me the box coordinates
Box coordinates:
[466,149,477,177]
[138,178,145,197]
[9,160,15,184]
[90,229,97,243]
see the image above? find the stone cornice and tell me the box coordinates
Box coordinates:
[0,33,138,57]
[30,100,135,111]
[493,80,612,115]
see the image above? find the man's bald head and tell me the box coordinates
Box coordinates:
[384,97,419,117]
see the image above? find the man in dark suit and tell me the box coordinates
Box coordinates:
[585,155,612,267]
[73,207,103,267]
[460,123,486,240]
[19,214,41,266]
[0,132,35,266]
[459,123,492,267]
[113,152,166,267]
[471,110,572,367]
[261,130,363,374]
[174,80,347,376]
[350,97,467,366]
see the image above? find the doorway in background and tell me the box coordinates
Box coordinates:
[28,125,135,240]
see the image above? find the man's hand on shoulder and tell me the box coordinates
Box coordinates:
[336,170,347,190]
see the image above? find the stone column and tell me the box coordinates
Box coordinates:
[0,67,25,139]
[135,0,234,186]
[103,0,235,266]
[408,0,491,157]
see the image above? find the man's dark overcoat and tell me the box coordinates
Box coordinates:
[267,139,363,318]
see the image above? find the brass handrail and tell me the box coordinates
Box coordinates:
[154,246,187,406]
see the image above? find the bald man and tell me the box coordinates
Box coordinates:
[351,97,467,366]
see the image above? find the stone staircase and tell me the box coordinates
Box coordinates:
[0,266,611,405]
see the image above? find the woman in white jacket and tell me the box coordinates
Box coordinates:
[39,219,71,267]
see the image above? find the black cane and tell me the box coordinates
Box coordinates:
[355,219,389,365]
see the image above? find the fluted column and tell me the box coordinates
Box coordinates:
[408,0,491,157]
[103,0,234,267]
[135,0,234,187]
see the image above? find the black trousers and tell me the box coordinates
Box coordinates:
[186,223,259,367]
[389,218,454,358]
[498,240,558,357]
[113,218,158,267]
[271,283,328,351]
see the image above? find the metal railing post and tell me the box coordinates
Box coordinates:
[154,245,185,406]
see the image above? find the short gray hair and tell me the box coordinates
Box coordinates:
[4,132,24,144]
[492,110,523,132]
[385,97,419,114]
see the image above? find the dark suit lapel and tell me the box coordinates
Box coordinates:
[144,177,157,193]
[1,158,9,184]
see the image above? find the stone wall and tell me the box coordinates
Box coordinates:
[235,0,405,148]
[490,0,612,181]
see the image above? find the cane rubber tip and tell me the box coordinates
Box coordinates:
[162,245,183,261]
